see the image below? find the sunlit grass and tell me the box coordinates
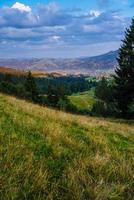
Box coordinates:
[0,93,134,200]
[68,90,95,112]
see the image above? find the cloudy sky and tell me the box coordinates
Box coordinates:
[0,0,133,58]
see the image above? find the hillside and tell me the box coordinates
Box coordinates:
[0,51,118,75]
[0,67,64,77]
[0,93,134,200]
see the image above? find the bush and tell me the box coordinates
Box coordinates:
[0,81,17,95]
[57,98,77,112]
[91,100,117,117]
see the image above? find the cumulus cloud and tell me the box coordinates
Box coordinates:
[0,2,74,29]
[0,4,38,28]
[37,3,72,27]
[89,10,101,18]
[11,2,31,12]
[0,1,131,57]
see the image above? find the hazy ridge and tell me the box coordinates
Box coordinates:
[0,51,118,75]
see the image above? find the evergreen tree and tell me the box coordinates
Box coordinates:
[95,77,112,103]
[47,84,66,106]
[92,77,116,117]
[25,71,39,102]
[0,73,17,95]
[47,84,58,106]
[114,18,134,116]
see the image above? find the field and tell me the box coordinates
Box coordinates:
[69,90,95,112]
[0,93,134,200]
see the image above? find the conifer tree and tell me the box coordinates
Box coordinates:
[95,77,112,103]
[25,71,39,102]
[114,18,134,116]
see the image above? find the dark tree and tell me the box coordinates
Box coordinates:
[47,84,59,106]
[47,84,66,106]
[0,73,17,95]
[92,77,116,117]
[114,18,134,116]
[95,77,112,103]
[25,71,39,102]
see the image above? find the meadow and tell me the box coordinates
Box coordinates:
[69,90,95,113]
[0,93,134,200]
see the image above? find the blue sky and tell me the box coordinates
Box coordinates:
[0,0,133,58]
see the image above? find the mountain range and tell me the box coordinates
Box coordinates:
[0,50,118,75]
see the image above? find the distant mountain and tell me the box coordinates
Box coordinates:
[0,50,118,75]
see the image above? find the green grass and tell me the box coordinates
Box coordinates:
[0,93,134,200]
[68,90,95,112]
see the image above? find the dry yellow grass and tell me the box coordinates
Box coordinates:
[0,93,134,200]
[0,66,65,77]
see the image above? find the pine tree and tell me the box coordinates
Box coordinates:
[95,77,112,103]
[114,18,134,116]
[25,71,39,102]
[47,85,66,106]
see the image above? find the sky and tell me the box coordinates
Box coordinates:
[0,0,133,58]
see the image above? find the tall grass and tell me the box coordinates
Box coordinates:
[0,93,134,200]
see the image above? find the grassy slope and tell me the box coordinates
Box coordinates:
[69,91,95,112]
[0,93,134,200]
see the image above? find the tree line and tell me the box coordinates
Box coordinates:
[0,71,79,112]
[0,70,97,113]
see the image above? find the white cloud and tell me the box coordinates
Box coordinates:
[0,2,131,58]
[48,35,62,43]
[52,36,61,41]
[89,10,101,18]
[12,2,31,12]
